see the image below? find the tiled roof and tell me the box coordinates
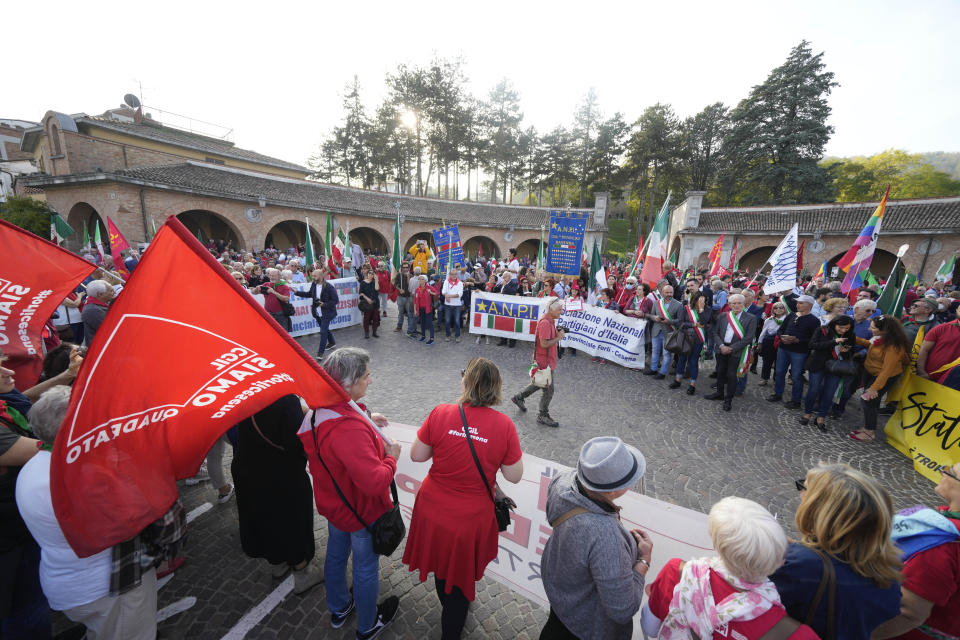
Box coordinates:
[685,197,960,235]
[25,162,605,231]
[77,117,310,174]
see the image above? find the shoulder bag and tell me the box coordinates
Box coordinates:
[665,327,692,355]
[459,404,515,532]
[309,411,405,556]
[530,320,553,387]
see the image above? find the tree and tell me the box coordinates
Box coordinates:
[680,102,729,192]
[624,104,682,238]
[584,113,629,201]
[825,148,960,201]
[573,88,602,206]
[0,196,55,237]
[724,40,838,204]
[482,79,523,203]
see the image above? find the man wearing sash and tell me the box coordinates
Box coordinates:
[646,284,683,379]
[705,294,757,411]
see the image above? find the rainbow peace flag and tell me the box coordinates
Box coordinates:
[815,260,827,280]
[836,187,889,293]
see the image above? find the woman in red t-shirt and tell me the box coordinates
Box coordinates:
[642,497,818,640]
[403,357,524,640]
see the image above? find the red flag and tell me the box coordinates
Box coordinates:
[106,217,132,279]
[708,234,725,277]
[51,217,349,557]
[726,242,739,272]
[0,220,95,388]
[796,239,806,273]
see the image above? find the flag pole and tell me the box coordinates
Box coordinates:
[883,244,910,290]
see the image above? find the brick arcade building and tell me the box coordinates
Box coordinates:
[15,107,607,262]
[668,191,960,282]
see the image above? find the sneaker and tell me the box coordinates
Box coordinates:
[419,336,426,342]
[445,336,451,342]
[758,379,768,386]
[455,337,461,343]
[511,395,527,412]
[185,466,210,485]
[268,561,290,580]
[668,380,681,389]
[292,561,324,595]
[426,339,434,345]
[394,326,401,332]
[537,414,559,428]
[653,373,665,380]
[766,394,782,403]
[356,596,399,639]
[330,598,356,629]
[217,484,234,504]
[406,332,417,340]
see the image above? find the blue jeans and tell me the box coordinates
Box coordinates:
[774,349,807,403]
[418,310,434,340]
[675,342,702,383]
[316,314,335,355]
[0,539,51,639]
[396,295,414,332]
[651,332,673,374]
[325,522,379,633]
[445,305,462,337]
[804,370,843,418]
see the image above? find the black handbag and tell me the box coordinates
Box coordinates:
[665,328,693,355]
[310,412,405,556]
[459,404,514,532]
[824,358,857,377]
[358,298,373,313]
[280,300,295,317]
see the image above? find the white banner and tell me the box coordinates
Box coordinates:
[385,422,714,630]
[468,291,647,368]
[764,223,799,295]
[253,277,361,336]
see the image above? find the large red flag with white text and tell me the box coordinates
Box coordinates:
[0,219,95,388]
[51,217,349,557]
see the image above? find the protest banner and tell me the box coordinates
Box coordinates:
[432,224,466,274]
[52,217,349,557]
[0,219,96,388]
[468,291,647,369]
[545,210,590,276]
[253,277,361,337]
[385,422,714,614]
[884,375,960,483]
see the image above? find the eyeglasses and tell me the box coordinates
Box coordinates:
[795,479,807,492]
[941,465,960,482]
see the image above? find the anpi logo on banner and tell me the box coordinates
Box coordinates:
[64,314,290,463]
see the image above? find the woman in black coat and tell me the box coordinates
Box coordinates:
[801,315,856,431]
[231,394,323,593]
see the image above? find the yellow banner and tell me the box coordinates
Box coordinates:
[885,374,960,483]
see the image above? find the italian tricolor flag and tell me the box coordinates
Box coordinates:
[474,311,538,335]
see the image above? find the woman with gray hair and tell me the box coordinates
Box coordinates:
[298,347,400,638]
[539,436,652,640]
[642,497,818,639]
[16,386,160,640]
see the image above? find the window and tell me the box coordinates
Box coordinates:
[49,124,62,156]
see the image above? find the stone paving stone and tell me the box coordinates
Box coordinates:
[51,305,939,639]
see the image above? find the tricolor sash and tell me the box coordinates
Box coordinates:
[686,306,706,343]
[727,311,745,340]
[727,311,751,377]
[655,293,672,322]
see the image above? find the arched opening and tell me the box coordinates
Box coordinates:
[462,235,499,263]
[176,210,243,251]
[65,202,105,253]
[827,248,899,283]
[263,219,324,255]
[695,251,711,269]
[739,247,777,274]
[404,232,435,257]
[514,239,541,264]
[348,227,389,256]
[49,124,62,156]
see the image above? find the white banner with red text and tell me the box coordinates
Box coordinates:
[253,277,361,336]
[385,422,713,619]
[467,291,647,368]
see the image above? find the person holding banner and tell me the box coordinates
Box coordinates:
[539,436,651,640]
[511,298,566,428]
[300,348,401,639]
[771,464,902,640]
[403,357,523,640]
[258,268,293,332]
[872,462,960,640]
[916,303,960,390]
[80,280,115,347]
[705,294,757,412]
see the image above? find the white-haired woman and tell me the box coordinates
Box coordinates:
[642,497,818,640]
[15,387,163,640]
[299,348,400,638]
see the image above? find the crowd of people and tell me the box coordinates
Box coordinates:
[2,232,959,640]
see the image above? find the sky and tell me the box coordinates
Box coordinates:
[5,0,959,169]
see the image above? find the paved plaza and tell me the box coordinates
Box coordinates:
[57,307,940,639]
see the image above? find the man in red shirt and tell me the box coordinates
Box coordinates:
[917,305,960,390]
[255,268,293,332]
[511,297,566,427]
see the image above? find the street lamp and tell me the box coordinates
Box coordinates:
[257,194,267,209]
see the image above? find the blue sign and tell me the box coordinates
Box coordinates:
[545,210,590,275]
[431,224,466,274]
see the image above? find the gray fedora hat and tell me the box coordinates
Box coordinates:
[577,437,646,493]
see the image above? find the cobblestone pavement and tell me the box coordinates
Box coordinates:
[56,306,939,639]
